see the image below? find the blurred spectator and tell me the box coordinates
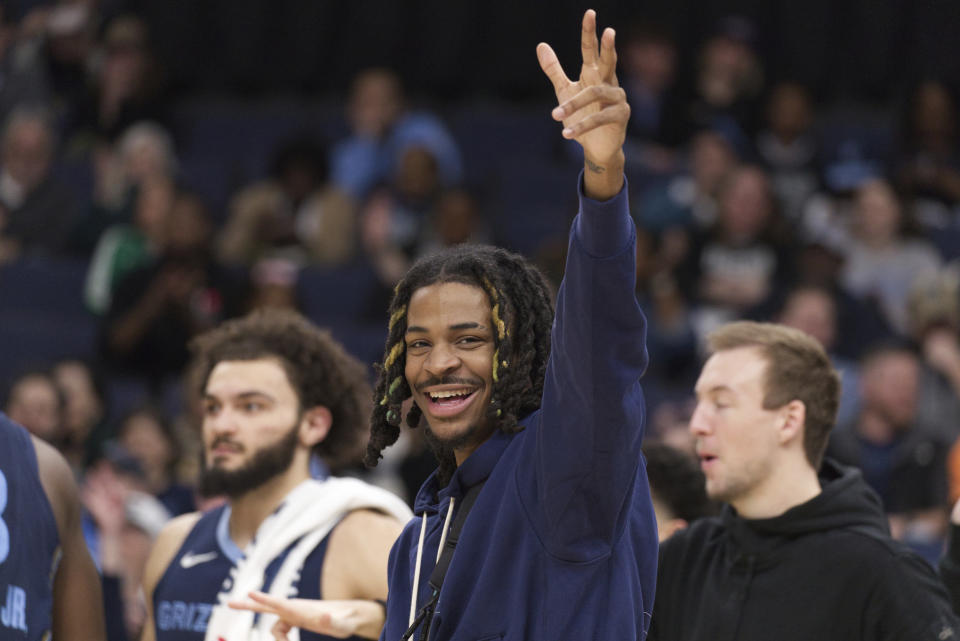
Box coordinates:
[896,82,960,215]
[907,270,960,446]
[0,105,80,259]
[82,456,170,641]
[331,67,462,200]
[70,121,178,254]
[52,357,109,470]
[4,368,64,443]
[643,441,716,541]
[840,179,941,334]
[101,191,247,387]
[756,82,820,220]
[115,405,195,517]
[415,187,491,257]
[66,14,167,147]
[216,136,356,266]
[777,285,860,426]
[620,22,682,173]
[789,239,894,361]
[682,16,763,150]
[828,345,949,554]
[23,1,98,109]
[84,176,173,314]
[361,145,443,286]
[0,5,52,126]
[635,129,737,234]
[680,165,793,331]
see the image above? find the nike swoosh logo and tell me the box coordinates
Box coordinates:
[180,551,219,569]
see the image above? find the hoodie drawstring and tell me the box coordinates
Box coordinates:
[409,498,456,627]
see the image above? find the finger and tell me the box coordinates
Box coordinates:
[580,9,599,67]
[227,599,274,615]
[271,620,292,641]
[598,27,618,82]
[537,42,571,94]
[553,85,626,120]
[561,103,631,139]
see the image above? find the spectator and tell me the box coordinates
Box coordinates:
[635,129,737,233]
[829,345,950,554]
[67,15,167,147]
[680,165,793,330]
[71,121,178,254]
[643,441,716,541]
[82,456,171,641]
[102,191,247,387]
[681,16,764,150]
[52,358,110,470]
[896,82,960,214]
[84,177,174,314]
[776,285,860,426]
[4,368,64,444]
[0,5,52,126]
[756,82,820,220]
[115,405,195,517]
[330,67,462,200]
[840,178,941,334]
[0,105,80,259]
[360,145,443,286]
[216,136,356,266]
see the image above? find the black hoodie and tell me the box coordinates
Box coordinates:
[649,459,957,640]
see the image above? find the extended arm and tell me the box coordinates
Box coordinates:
[34,437,107,641]
[529,10,650,560]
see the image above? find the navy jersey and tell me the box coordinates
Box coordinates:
[153,504,364,641]
[0,414,61,641]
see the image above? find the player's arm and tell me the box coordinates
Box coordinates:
[33,437,107,641]
[139,512,201,641]
[230,509,404,640]
[529,10,649,559]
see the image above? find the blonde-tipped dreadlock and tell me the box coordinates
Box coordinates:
[365,244,554,486]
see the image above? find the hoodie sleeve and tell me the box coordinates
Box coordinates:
[526,172,652,561]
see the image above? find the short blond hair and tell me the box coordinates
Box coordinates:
[707,321,840,469]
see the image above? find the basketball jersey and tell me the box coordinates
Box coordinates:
[0,414,61,641]
[152,504,364,641]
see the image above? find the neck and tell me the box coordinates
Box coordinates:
[227,458,311,548]
[732,454,821,519]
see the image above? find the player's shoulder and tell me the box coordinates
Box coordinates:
[332,508,406,548]
[143,511,204,594]
[30,436,77,532]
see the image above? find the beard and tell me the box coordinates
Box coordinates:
[198,421,300,499]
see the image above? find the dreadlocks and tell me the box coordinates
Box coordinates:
[365,244,555,484]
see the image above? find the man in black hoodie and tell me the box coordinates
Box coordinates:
[649,321,957,641]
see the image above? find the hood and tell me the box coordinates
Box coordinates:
[412,426,521,515]
[721,459,890,559]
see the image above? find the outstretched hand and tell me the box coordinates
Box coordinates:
[537,9,629,198]
[229,592,384,640]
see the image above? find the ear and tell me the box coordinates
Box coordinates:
[299,406,332,448]
[777,399,806,447]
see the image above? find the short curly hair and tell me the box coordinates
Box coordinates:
[188,309,371,467]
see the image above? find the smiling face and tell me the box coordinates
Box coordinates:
[690,346,785,507]
[404,281,496,463]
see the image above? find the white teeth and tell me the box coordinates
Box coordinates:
[429,389,474,400]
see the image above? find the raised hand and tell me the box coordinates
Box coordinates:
[537,9,629,199]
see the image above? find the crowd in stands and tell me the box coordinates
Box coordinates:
[3,2,960,639]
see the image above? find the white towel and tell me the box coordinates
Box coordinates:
[205,477,412,641]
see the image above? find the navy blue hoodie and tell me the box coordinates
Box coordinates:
[380,177,657,641]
